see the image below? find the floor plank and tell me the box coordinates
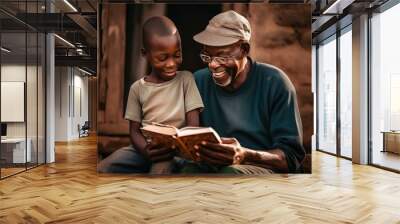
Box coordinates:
[1,135,400,223]
[372,150,400,171]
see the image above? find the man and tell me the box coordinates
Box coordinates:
[189,10,305,173]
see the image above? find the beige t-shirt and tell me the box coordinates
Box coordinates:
[125,70,204,128]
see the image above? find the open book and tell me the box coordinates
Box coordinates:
[141,123,222,161]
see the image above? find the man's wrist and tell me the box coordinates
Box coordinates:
[241,148,289,172]
[243,148,282,164]
[243,148,259,164]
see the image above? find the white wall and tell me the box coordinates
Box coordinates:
[72,73,89,138]
[1,65,40,137]
[55,66,69,141]
[1,65,26,132]
[1,63,46,164]
[55,67,89,141]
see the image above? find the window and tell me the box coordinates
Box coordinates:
[339,27,352,158]
[370,2,400,171]
[317,35,337,154]
[0,1,47,179]
[316,24,353,159]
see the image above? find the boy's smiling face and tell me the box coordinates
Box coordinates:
[145,33,182,81]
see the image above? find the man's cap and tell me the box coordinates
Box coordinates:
[193,10,251,47]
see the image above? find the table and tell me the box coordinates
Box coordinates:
[382,131,400,154]
[1,138,31,164]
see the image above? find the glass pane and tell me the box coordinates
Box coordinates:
[1,1,46,178]
[1,30,27,177]
[317,36,337,154]
[339,28,352,158]
[371,3,400,171]
[38,32,45,165]
[27,31,38,169]
[312,45,317,151]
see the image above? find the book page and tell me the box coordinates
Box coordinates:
[177,127,221,141]
[141,123,178,136]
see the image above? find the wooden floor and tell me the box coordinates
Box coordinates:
[1,163,45,178]
[1,135,400,223]
[1,167,26,178]
[372,150,400,171]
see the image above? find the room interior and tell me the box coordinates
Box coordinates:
[0,0,399,223]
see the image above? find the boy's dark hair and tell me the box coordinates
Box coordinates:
[142,16,180,50]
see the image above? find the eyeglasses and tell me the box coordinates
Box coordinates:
[199,46,243,64]
[199,54,237,64]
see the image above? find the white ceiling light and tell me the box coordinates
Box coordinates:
[323,0,355,15]
[1,47,11,53]
[63,0,78,12]
[76,48,86,55]
[54,34,75,48]
[78,67,93,76]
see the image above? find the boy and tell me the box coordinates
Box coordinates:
[98,16,203,174]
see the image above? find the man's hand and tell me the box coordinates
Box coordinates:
[145,141,176,163]
[195,137,246,165]
[195,137,289,172]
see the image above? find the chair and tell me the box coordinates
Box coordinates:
[78,121,90,138]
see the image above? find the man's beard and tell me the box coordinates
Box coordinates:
[211,67,236,87]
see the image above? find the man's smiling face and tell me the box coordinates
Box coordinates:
[201,41,248,87]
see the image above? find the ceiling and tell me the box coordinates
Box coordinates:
[0,0,97,74]
[2,0,389,74]
[311,0,390,43]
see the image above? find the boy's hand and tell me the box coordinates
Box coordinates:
[144,142,176,162]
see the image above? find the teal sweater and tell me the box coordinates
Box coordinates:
[194,58,305,173]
